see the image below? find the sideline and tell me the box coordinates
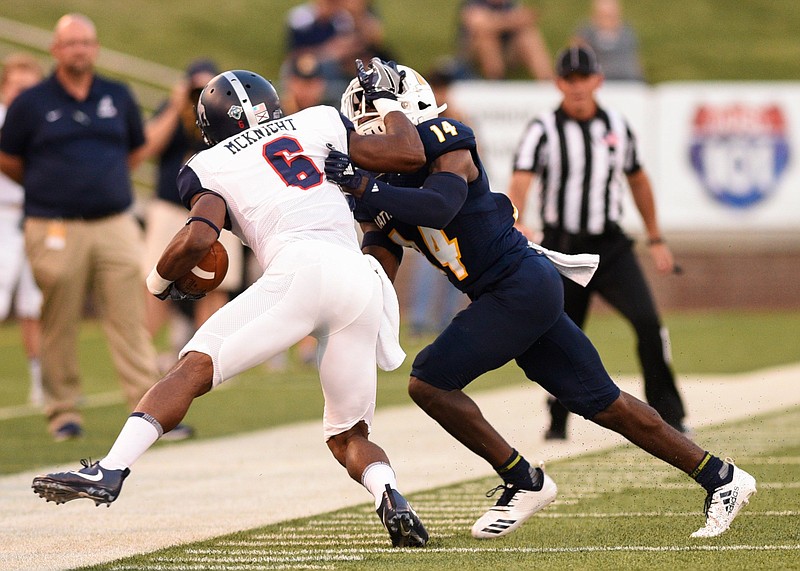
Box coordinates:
[1,363,799,571]
[0,391,122,422]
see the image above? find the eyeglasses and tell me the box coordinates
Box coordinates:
[56,39,98,49]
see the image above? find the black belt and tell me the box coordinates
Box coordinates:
[41,210,124,221]
[543,222,623,238]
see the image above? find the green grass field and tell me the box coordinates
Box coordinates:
[2,310,799,475]
[73,405,800,570]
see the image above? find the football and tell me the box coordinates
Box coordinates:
[174,240,229,295]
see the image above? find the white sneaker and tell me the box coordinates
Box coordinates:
[471,467,557,539]
[690,460,756,538]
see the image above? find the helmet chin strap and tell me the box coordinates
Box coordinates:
[222,71,258,129]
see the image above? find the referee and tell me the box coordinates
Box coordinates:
[508,45,687,439]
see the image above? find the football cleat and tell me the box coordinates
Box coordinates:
[376,484,429,547]
[690,460,756,538]
[32,459,130,507]
[471,467,557,539]
[52,421,83,442]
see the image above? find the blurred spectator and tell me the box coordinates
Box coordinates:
[408,60,468,336]
[573,0,644,81]
[457,0,554,80]
[0,52,44,407]
[285,0,360,97]
[280,53,336,113]
[0,14,175,441]
[139,58,244,376]
[341,0,396,63]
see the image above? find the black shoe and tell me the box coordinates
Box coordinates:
[544,426,567,440]
[376,484,428,547]
[544,397,568,440]
[52,422,83,442]
[32,459,129,506]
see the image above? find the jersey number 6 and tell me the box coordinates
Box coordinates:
[263,136,323,190]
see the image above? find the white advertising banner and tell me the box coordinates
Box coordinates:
[450,80,800,234]
[656,82,798,231]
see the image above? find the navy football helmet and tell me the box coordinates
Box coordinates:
[196,70,283,145]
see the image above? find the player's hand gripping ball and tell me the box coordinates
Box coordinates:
[174,240,229,296]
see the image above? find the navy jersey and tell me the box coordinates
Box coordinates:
[354,117,529,299]
[0,74,144,219]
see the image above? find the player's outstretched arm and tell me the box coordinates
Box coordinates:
[349,111,425,173]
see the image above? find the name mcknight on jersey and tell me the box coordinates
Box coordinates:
[223,118,298,155]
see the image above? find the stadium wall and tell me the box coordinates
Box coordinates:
[401,80,800,310]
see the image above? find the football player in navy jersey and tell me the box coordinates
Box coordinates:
[325,58,756,540]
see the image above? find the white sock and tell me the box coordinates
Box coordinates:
[361,462,398,508]
[99,413,163,470]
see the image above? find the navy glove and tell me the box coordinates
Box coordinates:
[325,149,372,194]
[356,57,405,104]
[154,282,206,302]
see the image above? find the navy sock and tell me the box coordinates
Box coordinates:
[691,452,733,492]
[496,450,542,491]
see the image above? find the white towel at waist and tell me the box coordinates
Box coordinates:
[366,254,406,371]
[528,241,600,287]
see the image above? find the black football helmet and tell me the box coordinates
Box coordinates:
[196,70,283,145]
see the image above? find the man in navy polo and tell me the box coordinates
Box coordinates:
[0,13,169,441]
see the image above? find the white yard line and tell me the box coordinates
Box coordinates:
[1,363,799,571]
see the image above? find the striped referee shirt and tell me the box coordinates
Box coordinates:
[512,106,641,235]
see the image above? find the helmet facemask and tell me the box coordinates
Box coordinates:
[340,64,447,135]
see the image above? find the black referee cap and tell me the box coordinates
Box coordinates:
[556,45,601,77]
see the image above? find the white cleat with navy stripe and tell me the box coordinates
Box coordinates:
[690,460,757,538]
[471,467,557,539]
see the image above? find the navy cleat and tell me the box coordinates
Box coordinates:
[376,484,429,547]
[32,459,129,507]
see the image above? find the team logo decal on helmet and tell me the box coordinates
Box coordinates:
[227,105,243,120]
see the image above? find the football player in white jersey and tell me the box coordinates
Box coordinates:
[32,63,429,548]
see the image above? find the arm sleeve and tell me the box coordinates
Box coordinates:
[361,171,468,229]
[362,230,403,264]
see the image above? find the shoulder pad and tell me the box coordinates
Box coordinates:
[418,117,475,160]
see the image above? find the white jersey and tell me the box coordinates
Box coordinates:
[177,105,358,270]
[176,104,404,440]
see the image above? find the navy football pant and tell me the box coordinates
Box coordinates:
[411,252,620,419]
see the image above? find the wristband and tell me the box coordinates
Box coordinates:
[146,267,172,295]
[647,237,664,246]
[373,98,405,118]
